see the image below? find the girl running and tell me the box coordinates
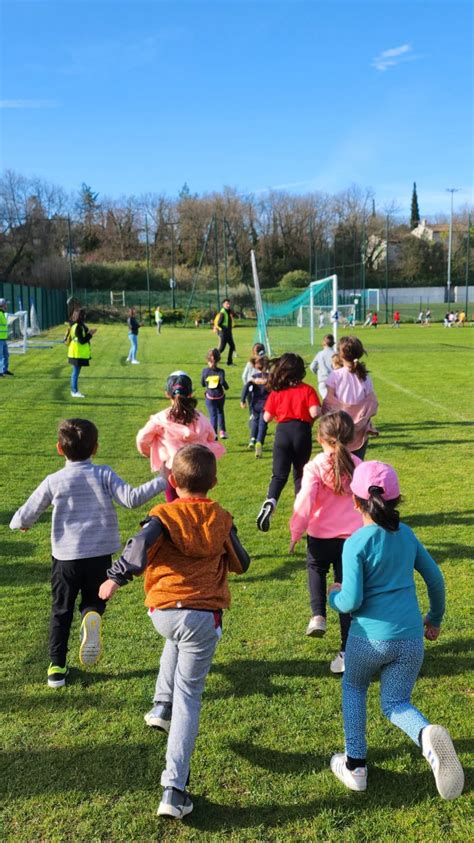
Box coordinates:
[256,353,320,532]
[241,342,266,384]
[240,354,269,457]
[328,460,464,800]
[201,348,229,439]
[290,412,363,673]
[323,336,378,460]
[136,371,225,500]
[309,333,336,399]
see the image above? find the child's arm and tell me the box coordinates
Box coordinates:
[289,462,320,548]
[309,355,319,375]
[224,525,251,573]
[106,469,167,509]
[136,418,162,458]
[222,371,229,391]
[240,381,250,406]
[329,542,364,614]
[413,538,445,633]
[201,369,207,388]
[99,516,165,600]
[9,478,53,531]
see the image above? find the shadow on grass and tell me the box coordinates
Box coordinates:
[0,561,49,584]
[406,510,474,528]
[209,657,335,699]
[0,541,36,559]
[423,541,473,563]
[375,438,474,450]
[0,509,52,526]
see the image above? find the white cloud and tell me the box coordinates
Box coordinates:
[0,99,59,109]
[372,44,418,72]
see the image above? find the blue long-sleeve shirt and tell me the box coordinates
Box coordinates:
[329,522,445,640]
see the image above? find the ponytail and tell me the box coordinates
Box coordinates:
[168,394,198,426]
[318,411,356,495]
[355,486,400,532]
[338,336,368,381]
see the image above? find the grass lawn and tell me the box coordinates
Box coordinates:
[1,322,473,842]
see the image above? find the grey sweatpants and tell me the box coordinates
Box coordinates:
[150,608,221,790]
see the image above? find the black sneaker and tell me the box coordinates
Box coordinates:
[157,787,193,819]
[4,370,14,376]
[144,702,172,732]
[256,498,276,532]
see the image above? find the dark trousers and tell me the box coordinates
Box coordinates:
[352,440,368,461]
[306,536,351,651]
[268,420,313,502]
[49,554,111,665]
[249,409,268,444]
[218,329,236,365]
[205,397,226,434]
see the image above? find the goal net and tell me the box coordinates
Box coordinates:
[8,311,28,354]
[297,303,356,329]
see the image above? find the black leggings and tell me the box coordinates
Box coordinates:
[306,536,351,651]
[267,420,313,502]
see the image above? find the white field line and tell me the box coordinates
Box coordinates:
[372,372,472,423]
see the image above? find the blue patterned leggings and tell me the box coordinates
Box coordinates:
[342,636,429,759]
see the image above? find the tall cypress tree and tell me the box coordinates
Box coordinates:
[410,182,420,229]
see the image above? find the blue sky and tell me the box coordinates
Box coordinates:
[1,0,472,217]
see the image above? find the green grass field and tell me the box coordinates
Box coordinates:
[1,323,473,842]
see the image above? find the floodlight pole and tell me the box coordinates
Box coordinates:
[446,188,460,304]
[145,215,151,324]
[385,215,389,324]
[67,216,74,296]
[466,213,471,316]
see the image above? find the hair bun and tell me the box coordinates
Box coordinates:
[368,484,384,496]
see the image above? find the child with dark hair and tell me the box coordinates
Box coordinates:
[136,371,225,501]
[10,418,166,687]
[240,354,269,457]
[323,336,378,460]
[201,348,229,439]
[328,461,464,800]
[256,353,321,532]
[241,342,266,384]
[290,411,363,672]
[65,307,97,398]
[309,333,336,399]
[99,444,251,820]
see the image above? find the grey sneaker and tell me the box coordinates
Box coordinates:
[330,753,367,792]
[79,611,102,665]
[421,725,464,800]
[157,787,193,819]
[306,615,327,637]
[330,651,345,673]
[256,498,276,532]
[144,702,172,732]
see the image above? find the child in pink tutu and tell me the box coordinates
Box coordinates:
[136,371,225,501]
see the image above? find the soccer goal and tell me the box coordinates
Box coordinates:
[365,288,380,312]
[8,311,28,354]
[110,290,125,307]
[297,303,356,332]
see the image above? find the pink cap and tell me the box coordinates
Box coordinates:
[350,460,400,501]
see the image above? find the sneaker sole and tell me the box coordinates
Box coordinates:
[79,611,102,666]
[256,505,273,532]
[306,627,326,638]
[144,713,171,732]
[47,675,67,688]
[423,725,464,800]
[157,802,193,819]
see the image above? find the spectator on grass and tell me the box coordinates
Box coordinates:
[126,306,142,364]
[424,309,431,326]
[0,297,14,377]
[99,444,251,820]
[154,306,163,334]
[66,307,97,398]
[9,418,166,689]
[215,299,237,366]
[363,311,372,328]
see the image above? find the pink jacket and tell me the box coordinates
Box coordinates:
[290,452,363,542]
[136,408,225,471]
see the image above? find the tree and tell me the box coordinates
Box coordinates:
[410,182,420,229]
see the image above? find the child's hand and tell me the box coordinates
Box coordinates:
[20,527,30,532]
[240,402,246,409]
[289,540,297,554]
[423,616,441,641]
[99,579,120,600]
[328,582,342,596]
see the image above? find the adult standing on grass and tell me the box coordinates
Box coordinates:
[66,307,96,398]
[126,306,142,364]
[154,305,163,334]
[0,297,14,377]
[215,298,236,366]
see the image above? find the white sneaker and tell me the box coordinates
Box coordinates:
[330,651,345,673]
[131,359,140,365]
[306,615,326,637]
[71,391,85,398]
[421,725,464,800]
[330,753,367,791]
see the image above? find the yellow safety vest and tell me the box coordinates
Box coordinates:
[0,311,8,340]
[67,323,91,360]
[215,308,231,330]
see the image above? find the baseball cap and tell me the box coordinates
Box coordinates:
[350,461,400,501]
[0,298,8,306]
[166,371,193,397]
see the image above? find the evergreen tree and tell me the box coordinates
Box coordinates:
[410,182,420,229]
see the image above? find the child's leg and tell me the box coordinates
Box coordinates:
[306,537,331,616]
[216,398,226,433]
[267,424,293,502]
[153,637,179,704]
[379,639,428,744]
[257,411,268,445]
[342,636,386,763]
[205,398,218,434]
[151,609,220,791]
[49,557,81,666]
[291,422,313,495]
[71,366,79,393]
[332,539,351,652]
[79,555,111,616]
[249,411,259,442]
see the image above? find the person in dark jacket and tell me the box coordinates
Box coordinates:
[66,308,97,398]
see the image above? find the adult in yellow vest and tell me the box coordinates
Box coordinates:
[0,297,13,377]
[66,307,97,398]
[215,299,236,366]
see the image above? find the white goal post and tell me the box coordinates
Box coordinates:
[7,310,28,354]
[309,275,338,345]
